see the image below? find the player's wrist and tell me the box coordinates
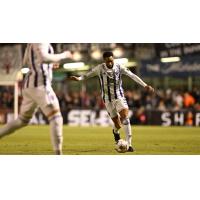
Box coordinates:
[61,51,72,59]
[78,76,84,81]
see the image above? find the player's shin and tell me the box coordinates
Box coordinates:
[122,118,132,147]
[49,114,63,155]
[0,118,28,139]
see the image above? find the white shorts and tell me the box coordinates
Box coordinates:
[19,85,60,122]
[105,98,129,119]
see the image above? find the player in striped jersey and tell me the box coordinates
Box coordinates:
[0,43,72,155]
[70,51,154,152]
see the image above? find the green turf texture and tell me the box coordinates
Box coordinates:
[0,126,200,155]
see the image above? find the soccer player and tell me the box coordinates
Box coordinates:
[69,51,154,152]
[0,43,72,155]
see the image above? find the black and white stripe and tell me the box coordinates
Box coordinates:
[107,76,112,102]
[113,71,118,99]
[118,65,123,97]
[40,64,47,86]
[40,47,50,87]
[99,73,105,102]
[26,72,31,88]
[47,47,52,71]
[97,64,125,101]
[31,47,38,87]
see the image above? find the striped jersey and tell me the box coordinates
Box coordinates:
[81,63,147,102]
[23,43,67,89]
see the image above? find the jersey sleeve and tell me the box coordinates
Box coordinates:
[120,65,147,87]
[79,65,100,81]
[35,43,67,63]
[22,44,29,66]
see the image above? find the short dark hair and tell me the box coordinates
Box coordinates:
[103,51,113,59]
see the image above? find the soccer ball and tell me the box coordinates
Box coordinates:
[116,139,128,153]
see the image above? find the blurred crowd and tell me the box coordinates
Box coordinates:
[125,87,200,111]
[0,86,14,111]
[55,87,200,112]
[1,86,200,113]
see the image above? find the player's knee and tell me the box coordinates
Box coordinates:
[49,112,63,125]
[119,109,129,118]
[47,108,61,120]
[122,118,130,125]
[44,104,60,119]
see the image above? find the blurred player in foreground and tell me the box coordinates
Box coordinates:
[69,51,154,152]
[0,43,72,155]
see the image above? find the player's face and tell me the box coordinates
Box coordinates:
[104,56,114,69]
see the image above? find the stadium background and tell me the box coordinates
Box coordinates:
[0,43,200,127]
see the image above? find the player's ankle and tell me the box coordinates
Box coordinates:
[55,150,62,155]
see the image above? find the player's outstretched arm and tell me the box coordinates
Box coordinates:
[38,44,73,63]
[121,66,155,93]
[69,65,100,82]
[68,76,82,82]
[23,44,30,66]
[41,50,72,63]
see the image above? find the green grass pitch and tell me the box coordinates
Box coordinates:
[0,126,200,155]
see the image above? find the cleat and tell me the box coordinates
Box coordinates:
[127,146,135,152]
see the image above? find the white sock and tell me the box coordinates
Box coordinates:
[0,118,27,139]
[49,114,63,155]
[122,118,132,147]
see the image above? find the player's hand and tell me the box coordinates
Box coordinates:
[68,76,81,81]
[63,51,73,59]
[53,63,60,69]
[145,85,155,93]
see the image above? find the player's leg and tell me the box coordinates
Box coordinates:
[34,86,63,155]
[0,89,36,139]
[105,101,121,143]
[119,108,134,152]
[0,118,27,139]
[116,98,134,152]
[47,107,63,155]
